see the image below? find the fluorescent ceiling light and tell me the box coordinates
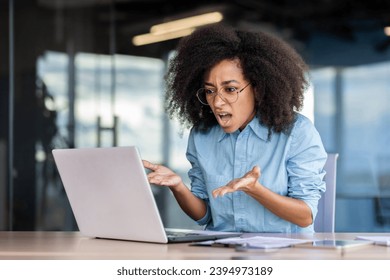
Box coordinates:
[132,11,223,46]
[385,26,390,36]
[150,12,223,35]
[132,28,195,46]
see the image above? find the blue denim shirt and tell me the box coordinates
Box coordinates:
[186,114,327,233]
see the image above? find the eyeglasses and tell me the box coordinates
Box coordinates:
[196,83,251,105]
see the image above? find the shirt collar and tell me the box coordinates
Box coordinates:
[217,116,269,142]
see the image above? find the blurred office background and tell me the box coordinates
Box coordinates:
[1,0,390,232]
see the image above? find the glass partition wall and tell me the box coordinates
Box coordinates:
[312,64,390,231]
[1,0,390,232]
[1,0,196,231]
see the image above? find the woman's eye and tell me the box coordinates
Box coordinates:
[224,87,237,93]
[205,89,215,95]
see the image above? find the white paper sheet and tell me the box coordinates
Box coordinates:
[355,235,390,246]
[193,235,311,249]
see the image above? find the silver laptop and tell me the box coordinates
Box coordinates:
[52,146,241,243]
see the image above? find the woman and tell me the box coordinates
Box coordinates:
[143,24,327,233]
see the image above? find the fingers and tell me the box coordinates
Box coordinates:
[143,160,163,183]
[213,166,261,198]
[212,182,243,198]
[148,175,169,186]
[146,172,166,186]
[244,166,261,179]
[252,166,261,177]
[142,160,159,171]
[212,186,233,198]
[142,159,151,169]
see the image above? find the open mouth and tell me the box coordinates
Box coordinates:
[217,112,232,124]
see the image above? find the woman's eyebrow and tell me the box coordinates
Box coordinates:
[204,80,240,87]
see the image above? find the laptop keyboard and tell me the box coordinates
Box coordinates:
[165,231,201,238]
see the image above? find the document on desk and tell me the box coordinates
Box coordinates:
[192,235,311,249]
[355,235,390,246]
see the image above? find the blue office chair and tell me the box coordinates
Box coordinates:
[314,153,339,233]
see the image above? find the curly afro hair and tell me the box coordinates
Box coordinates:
[165,24,309,136]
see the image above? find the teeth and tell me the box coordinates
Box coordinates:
[218,113,231,124]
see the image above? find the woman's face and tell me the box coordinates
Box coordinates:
[204,59,256,133]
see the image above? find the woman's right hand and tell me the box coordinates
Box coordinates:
[142,160,182,189]
[143,160,207,221]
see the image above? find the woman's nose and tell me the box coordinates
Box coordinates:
[212,92,227,107]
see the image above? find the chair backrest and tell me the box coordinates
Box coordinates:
[314,153,339,232]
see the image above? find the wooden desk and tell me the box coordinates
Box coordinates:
[1,231,390,260]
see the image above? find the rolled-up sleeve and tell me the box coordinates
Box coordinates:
[286,116,327,221]
[186,129,212,225]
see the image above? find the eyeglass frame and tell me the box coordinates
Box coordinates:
[196,82,251,105]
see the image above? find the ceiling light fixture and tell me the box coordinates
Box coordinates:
[132,28,196,46]
[150,12,223,34]
[132,11,223,46]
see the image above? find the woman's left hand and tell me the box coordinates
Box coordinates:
[212,166,261,198]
